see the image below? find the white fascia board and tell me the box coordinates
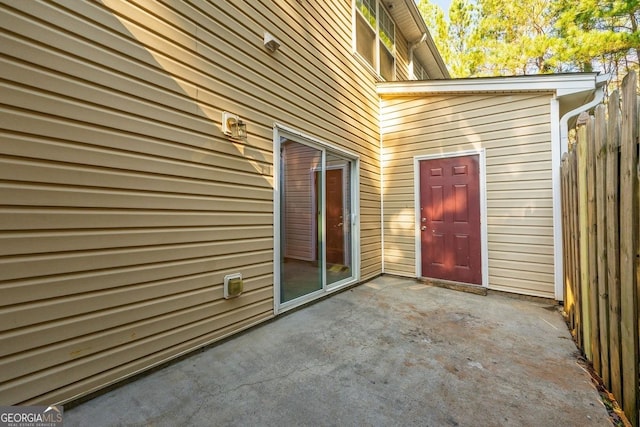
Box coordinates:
[377,73,600,98]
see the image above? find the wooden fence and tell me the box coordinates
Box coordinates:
[561,71,640,426]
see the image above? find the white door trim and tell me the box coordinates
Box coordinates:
[413,149,489,287]
[273,123,360,315]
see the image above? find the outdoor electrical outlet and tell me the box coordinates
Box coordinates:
[224,273,243,299]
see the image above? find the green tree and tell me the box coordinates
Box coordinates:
[418,0,640,85]
[417,0,481,77]
[472,0,558,75]
[553,0,640,86]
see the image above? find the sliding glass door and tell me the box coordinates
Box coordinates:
[280,139,323,302]
[325,152,352,286]
[277,130,357,308]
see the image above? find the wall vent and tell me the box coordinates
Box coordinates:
[224,273,243,299]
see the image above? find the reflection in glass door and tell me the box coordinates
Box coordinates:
[278,133,356,306]
[325,152,352,286]
[280,139,323,303]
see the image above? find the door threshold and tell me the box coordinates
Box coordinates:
[418,277,487,296]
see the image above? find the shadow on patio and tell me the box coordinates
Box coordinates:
[64,276,610,426]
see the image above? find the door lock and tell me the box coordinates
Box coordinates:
[421,226,427,231]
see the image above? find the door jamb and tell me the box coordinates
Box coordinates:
[413,149,488,287]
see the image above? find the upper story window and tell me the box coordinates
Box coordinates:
[354,0,396,81]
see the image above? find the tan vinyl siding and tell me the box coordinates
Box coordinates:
[0,0,383,404]
[394,29,411,81]
[381,93,555,298]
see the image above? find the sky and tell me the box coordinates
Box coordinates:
[416,0,452,13]
[430,0,451,12]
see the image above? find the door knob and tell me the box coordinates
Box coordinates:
[421,226,427,231]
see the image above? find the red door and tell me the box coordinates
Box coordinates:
[420,155,482,285]
[326,169,344,265]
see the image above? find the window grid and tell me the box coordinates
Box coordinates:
[378,6,395,51]
[356,0,376,28]
[354,0,396,80]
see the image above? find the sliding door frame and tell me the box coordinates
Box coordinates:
[273,124,360,314]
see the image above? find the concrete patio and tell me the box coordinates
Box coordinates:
[64,276,611,426]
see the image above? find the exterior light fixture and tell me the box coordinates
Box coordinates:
[222,111,247,140]
[263,31,281,52]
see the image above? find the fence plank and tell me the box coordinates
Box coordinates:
[606,89,623,405]
[594,104,610,388]
[561,154,574,329]
[577,117,592,358]
[570,148,582,346]
[637,101,640,427]
[620,71,639,427]
[586,114,600,371]
[563,151,577,333]
[637,107,640,427]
